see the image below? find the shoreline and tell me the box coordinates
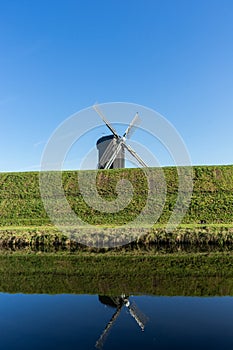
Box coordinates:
[0,224,233,249]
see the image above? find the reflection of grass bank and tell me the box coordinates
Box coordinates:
[0,224,233,249]
[1,251,233,296]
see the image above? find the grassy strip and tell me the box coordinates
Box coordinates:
[0,165,232,226]
[1,251,233,296]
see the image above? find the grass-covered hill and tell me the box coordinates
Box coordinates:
[0,165,232,228]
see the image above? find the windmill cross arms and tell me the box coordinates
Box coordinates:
[123,112,141,139]
[94,104,148,169]
[95,306,123,349]
[127,302,148,331]
[128,306,145,331]
[123,143,148,168]
[104,139,124,169]
[93,104,119,138]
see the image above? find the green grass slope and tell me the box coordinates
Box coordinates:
[0,165,232,227]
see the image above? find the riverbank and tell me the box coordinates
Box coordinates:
[0,224,233,249]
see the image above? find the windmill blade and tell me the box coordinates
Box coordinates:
[126,301,148,331]
[95,306,123,349]
[98,138,118,169]
[104,140,124,169]
[123,112,141,139]
[93,105,119,138]
[123,143,148,168]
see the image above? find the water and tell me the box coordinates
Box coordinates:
[1,293,233,350]
[1,247,233,349]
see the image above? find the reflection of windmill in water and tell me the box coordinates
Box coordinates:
[96,294,148,349]
[93,105,148,169]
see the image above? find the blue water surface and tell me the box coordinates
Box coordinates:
[0,293,233,350]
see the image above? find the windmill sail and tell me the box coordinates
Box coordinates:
[104,140,124,169]
[123,143,148,168]
[127,301,148,331]
[95,305,123,349]
[123,112,141,139]
[93,105,119,138]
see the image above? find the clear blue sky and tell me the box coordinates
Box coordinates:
[0,0,232,171]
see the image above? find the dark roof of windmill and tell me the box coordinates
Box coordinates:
[96,134,114,146]
[98,295,125,308]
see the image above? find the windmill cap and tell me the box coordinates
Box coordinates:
[96,134,115,146]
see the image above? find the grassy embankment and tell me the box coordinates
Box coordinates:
[0,165,232,247]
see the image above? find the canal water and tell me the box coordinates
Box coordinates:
[1,293,233,349]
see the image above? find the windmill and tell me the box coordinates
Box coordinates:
[95,294,147,349]
[93,105,148,169]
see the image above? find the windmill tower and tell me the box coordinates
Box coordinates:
[93,105,148,169]
[96,135,125,169]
